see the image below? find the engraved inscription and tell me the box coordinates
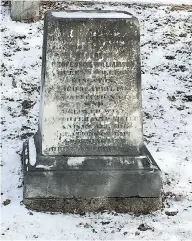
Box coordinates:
[41,15,143,155]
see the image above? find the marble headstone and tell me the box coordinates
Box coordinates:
[22,11,162,213]
[41,11,142,156]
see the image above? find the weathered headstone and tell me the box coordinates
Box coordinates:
[22,10,162,213]
[11,0,40,22]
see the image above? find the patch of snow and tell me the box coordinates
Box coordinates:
[52,11,133,19]
[72,0,192,5]
[119,158,132,165]
[36,165,53,170]
[28,138,36,166]
[137,159,144,168]
[25,158,28,165]
[67,157,85,166]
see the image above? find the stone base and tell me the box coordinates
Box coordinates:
[22,138,162,213]
[23,197,162,214]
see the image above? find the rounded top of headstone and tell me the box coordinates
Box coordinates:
[47,10,134,20]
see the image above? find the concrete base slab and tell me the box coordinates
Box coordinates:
[22,137,162,213]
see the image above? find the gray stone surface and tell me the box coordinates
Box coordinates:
[40,11,143,156]
[11,0,40,22]
[22,141,161,199]
[22,10,162,212]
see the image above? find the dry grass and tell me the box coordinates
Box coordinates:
[169,5,192,11]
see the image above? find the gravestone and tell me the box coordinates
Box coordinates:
[22,10,162,213]
[11,0,40,22]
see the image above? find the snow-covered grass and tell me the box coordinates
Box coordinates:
[1,1,192,240]
[59,0,192,5]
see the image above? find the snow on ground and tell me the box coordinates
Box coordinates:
[1,1,192,240]
[64,0,192,6]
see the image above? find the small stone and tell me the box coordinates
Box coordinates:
[28,212,33,215]
[167,95,176,102]
[176,106,185,111]
[183,95,192,102]
[123,231,128,235]
[113,212,118,216]
[138,223,152,231]
[165,55,175,60]
[165,211,178,216]
[79,212,86,216]
[0,28,6,32]
[3,199,11,206]
[12,79,17,88]
[14,47,21,52]
[164,191,174,197]
[179,65,186,72]
[135,231,140,235]
[101,221,110,225]
[179,33,187,37]
[84,223,90,228]
[15,35,26,39]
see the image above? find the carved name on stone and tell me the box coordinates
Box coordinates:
[40,11,143,156]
